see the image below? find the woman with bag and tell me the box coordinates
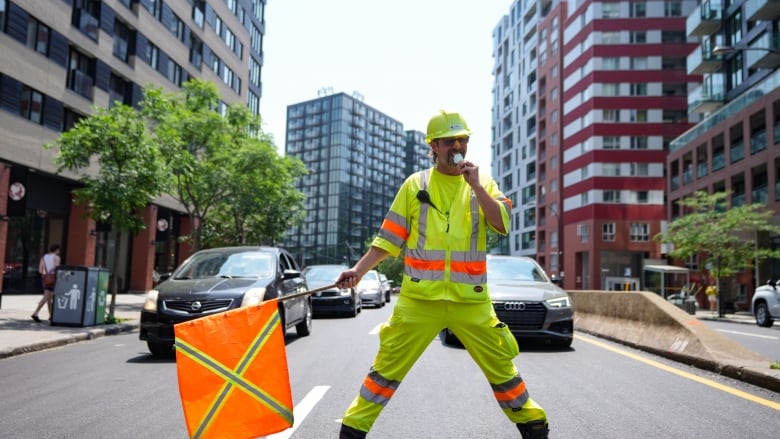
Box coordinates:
[31,244,61,323]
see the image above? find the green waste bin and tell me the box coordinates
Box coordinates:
[51,266,110,327]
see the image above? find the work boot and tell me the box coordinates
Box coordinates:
[339,423,367,439]
[517,420,549,439]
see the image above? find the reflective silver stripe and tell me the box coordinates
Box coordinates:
[492,376,529,410]
[407,248,446,261]
[359,370,400,407]
[378,210,408,247]
[450,250,487,263]
[470,194,480,249]
[450,270,486,284]
[417,169,432,249]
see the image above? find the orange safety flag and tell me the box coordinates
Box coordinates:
[174,301,293,439]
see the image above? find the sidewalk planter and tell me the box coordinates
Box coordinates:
[51,266,110,327]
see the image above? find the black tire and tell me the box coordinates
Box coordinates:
[755,302,774,327]
[296,300,312,336]
[147,340,174,357]
[443,329,462,346]
[348,299,358,318]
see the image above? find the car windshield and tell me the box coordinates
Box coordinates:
[488,258,549,282]
[303,266,343,281]
[360,271,379,283]
[174,251,274,279]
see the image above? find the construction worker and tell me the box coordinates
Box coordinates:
[335,111,549,438]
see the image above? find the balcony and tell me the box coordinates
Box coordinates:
[750,130,767,154]
[688,82,725,114]
[686,1,722,37]
[745,32,780,70]
[752,186,769,204]
[732,193,745,207]
[745,0,780,21]
[687,44,722,75]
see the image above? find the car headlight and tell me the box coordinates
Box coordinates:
[241,287,267,307]
[143,290,159,312]
[339,288,352,296]
[546,296,572,308]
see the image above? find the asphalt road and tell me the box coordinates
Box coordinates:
[701,319,780,360]
[1,301,778,439]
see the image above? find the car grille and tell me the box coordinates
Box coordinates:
[493,301,547,330]
[163,298,234,314]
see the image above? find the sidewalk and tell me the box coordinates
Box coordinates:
[0,292,144,359]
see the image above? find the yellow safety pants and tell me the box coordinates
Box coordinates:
[342,295,547,432]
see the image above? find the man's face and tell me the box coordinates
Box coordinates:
[431,136,469,168]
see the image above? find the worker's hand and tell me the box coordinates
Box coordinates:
[336,269,360,289]
[457,159,480,188]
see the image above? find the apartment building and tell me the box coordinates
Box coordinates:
[668,0,780,310]
[493,0,701,290]
[0,0,266,293]
[283,92,429,268]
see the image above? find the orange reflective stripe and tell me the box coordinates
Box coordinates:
[494,380,527,402]
[499,196,513,211]
[450,260,486,275]
[405,255,445,271]
[381,218,408,241]
[363,376,396,400]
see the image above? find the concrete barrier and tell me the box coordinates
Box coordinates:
[569,290,780,392]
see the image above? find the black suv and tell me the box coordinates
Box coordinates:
[140,246,312,356]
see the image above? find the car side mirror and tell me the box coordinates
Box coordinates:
[767,279,777,288]
[283,269,301,280]
[159,272,171,283]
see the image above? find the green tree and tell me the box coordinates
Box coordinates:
[201,126,307,247]
[48,104,167,320]
[654,191,780,315]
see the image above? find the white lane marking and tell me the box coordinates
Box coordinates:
[369,323,382,335]
[266,385,330,439]
[716,328,778,340]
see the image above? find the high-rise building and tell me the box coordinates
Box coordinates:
[668,0,780,309]
[0,0,266,293]
[493,0,701,290]
[283,92,429,268]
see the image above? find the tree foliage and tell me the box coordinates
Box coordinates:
[48,104,167,318]
[654,191,780,295]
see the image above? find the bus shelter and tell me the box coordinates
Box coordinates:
[642,265,690,299]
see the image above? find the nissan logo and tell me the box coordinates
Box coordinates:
[503,302,526,311]
[191,301,202,311]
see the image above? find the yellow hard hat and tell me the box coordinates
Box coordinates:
[425,110,472,143]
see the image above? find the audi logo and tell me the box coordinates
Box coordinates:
[503,302,526,311]
[190,301,202,311]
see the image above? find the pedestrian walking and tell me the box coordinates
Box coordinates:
[31,244,61,322]
[335,111,549,438]
[706,283,718,314]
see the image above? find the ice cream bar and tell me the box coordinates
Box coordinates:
[454,153,464,164]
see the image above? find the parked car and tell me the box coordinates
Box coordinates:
[357,270,385,307]
[139,246,312,357]
[752,279,780,327]
[302,264,361,317]
[379,273,392,303]
[444,255,574,348]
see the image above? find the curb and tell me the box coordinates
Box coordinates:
[0,322,139,360]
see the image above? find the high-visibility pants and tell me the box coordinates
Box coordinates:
[342,294,547,433]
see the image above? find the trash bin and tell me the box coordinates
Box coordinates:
[51,266,110,327]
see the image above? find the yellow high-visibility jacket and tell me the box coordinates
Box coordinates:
[372,168,511,303]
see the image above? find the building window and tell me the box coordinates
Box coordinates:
[167,60,182,86]
[603,83,619,96]
[604,190,621,203]
[630,137,648,149]
[630,163,649,176]
[144,0,163,20]
[602,31,620,44]
[603,164,621,177]
[72,0,100,40]
[630,110,648,122]
[108,73,131,107]
[26,18,50,55]
[192,0,205,28]
[147,43,159,70]
[169,13,185,42]
[602,3,619,18]
[630,83,647,96]
[0,0,6,33]
[630,2,646,18]
[637,191,649,203]
[664,1,682,16]
[20,85,43,124]
[630,31,646,43]
[603,109,620,122]
[630,57,647,69]
[189,35,203,68]
[604,136,620,149]
[249,57,261,88]
[602,57,619,70]
[113,20,131,62]
[630,223,650,241]
[67,49,94,99]
[602,223,615,241]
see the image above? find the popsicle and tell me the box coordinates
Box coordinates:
[453,153,464,164]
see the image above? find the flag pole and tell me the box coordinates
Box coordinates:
[276,284,338,302]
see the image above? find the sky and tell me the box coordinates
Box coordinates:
[260,0,514,169]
